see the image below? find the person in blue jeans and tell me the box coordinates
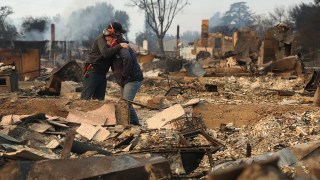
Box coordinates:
[104,22,144,125]
[81,22,129,100]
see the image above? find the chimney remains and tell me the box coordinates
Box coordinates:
[176,25,180,57]
[50,23,55,60]
[201,19,209,47]
[143,37,148,51]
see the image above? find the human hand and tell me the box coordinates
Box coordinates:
[120,43,129,48]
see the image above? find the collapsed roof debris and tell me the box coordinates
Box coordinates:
[1,155,172,179]
[0,62,19,93]
[0,19,320,180]
[38,60,82,96]
[1,69,320,179]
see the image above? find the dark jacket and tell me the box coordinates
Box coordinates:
[111,48,143,87]
[86,34,122,74]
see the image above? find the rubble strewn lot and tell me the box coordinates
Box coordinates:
[1,72,320,179]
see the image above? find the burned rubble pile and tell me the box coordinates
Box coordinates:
[0,62,15,73]
[0,62,19,94]
[1,71,320,179]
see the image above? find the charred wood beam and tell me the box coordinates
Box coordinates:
[180,151,205,174]
[70,140,111,156]
[121,98,160,110]
[0,156,171,179]
[246,143,252,158]
[114,134,134,149]
[19,113,47,125]
[208,156,280,180]
[126,146,221,154]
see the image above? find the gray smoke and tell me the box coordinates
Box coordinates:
[18,2,117,42]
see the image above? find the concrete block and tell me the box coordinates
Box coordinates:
[146,104,185,129]
[92,126,110,142]
[66,103,116,125]
[76,123,100,140]
[89,104,116,125]
[182,98,200,107]
[1,115,23,125]
[66,110,107,125]
[60,81,79,96]
[29,123,53,133]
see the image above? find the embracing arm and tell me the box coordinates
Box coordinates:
[97,37,128,58]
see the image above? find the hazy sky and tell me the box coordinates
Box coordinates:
[3,0,314,40]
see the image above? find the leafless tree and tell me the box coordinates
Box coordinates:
[128,0,189,56]
[269,6,287,24]
[0,6,13,21]
[0,6,18,40]
[252,14,273,37]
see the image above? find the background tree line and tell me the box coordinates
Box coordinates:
[208,0,320,52]
[0,3,130,49]
[134,0,320,54]
[1,1,319,54]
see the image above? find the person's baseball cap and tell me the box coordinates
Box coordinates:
[106,21,127,34]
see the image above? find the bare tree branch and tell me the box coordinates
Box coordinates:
[269,6,286,24]
[128,0,189,55]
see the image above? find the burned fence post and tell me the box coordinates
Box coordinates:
[61,131,75,159]
[246,143,252,158]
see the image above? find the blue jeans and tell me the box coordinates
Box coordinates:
[120,81,143,125]
[81,70,107,101]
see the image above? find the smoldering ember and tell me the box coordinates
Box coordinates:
[1,1,320,179]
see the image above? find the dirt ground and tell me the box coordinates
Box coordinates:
[1,74,320,178]
[0,96,105,118]
[0,75,317,128]
[0,95,316,129]
[193,103,318,128]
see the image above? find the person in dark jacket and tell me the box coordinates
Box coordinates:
[104,25,144,125]
[81,22,129,101]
